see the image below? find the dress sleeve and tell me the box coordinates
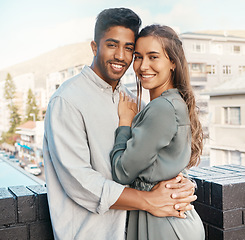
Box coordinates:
[43,96,124,214]
[110,99,177,185]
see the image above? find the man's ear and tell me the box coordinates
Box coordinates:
[91,41,98,56]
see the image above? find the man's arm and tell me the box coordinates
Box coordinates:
[44,96,125,214]
[111,173,196,218]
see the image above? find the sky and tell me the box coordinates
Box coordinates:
[0,0,244,69]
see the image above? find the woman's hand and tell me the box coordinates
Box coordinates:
[118,92,138,127]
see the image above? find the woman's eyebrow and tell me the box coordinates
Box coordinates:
[134,51,160,54]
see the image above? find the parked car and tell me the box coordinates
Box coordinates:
[24,164,42,176]
[0,150,5,155]
[1,153,10,160]
[10,158,20,165]
[19,161,26,168]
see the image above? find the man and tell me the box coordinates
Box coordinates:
[43,8,196,240]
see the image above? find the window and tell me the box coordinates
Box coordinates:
[224,150,241,165]
[206,65,216,75]
[192,43,205,53]
[189,63,206,73]
[223,107,241,125]
[223,65,231,75]
[239,66,245,75]
[233,45,241,54]
[68,68,75,77]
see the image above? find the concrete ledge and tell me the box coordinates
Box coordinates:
[0,185,53,240]
[190,164,245,240]
[1,164,245,240]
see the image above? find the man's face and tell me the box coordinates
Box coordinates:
[91,26,135,88]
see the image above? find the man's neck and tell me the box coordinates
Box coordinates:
[90,63,120,91]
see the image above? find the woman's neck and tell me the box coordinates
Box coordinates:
[149,84,174,101]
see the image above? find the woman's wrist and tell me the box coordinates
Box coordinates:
[119,118,132,127]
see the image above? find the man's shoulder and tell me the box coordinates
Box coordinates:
[50,71,89,102]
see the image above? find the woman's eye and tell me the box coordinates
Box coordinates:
[134,56,142,60]
[150,56,157,60]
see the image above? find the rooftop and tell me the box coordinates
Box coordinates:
[202,74,245,96]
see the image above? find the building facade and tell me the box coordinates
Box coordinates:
[179,32,245,165]
[204,75,245,166]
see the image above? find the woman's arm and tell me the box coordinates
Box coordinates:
[111,95,180,184]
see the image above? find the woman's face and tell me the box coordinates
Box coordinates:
[133,36,175,97]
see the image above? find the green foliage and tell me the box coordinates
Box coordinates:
[4,73,16,103]
[25,88,39,121]
[3,73,21,133]
[8,105,21,133]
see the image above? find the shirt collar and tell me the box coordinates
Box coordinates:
[83,65,121,92]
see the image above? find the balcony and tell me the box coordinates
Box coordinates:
[1,158,245,239]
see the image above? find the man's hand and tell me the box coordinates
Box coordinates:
[165,173,196,211]
[143,173,196,218]
[110,173,196,218]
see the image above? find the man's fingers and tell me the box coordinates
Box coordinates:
[166,181,195,190]
[173,194,197,203]
[171,188,195,199]
[152,205,187,219]
[174,203,194,211]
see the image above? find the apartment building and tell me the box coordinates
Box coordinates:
[204,74,245,166]
[179,32,245,164]
[46,64,84,104]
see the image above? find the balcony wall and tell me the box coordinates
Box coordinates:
[190,164,245,240]
[1,165,245,240]
[0,185,53,240]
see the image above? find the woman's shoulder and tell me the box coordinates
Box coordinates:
[143,96,175,118]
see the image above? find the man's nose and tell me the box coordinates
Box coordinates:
[114,47,125,61]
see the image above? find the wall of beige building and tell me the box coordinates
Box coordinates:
[208,93,245,166]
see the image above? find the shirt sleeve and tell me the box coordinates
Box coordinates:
[43,96,125,214]
[110,99,178,185]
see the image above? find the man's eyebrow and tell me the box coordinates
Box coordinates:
[105,38,134,46]
[105,38,119,43]
[125,42,135,46]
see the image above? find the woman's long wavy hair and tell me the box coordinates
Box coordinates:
[136,24,203,168]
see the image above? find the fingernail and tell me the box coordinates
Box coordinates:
[166,184,170,188]
[172,193,177,198]
[176,176,181,181]
[175,204,179,209]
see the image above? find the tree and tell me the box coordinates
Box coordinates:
[25,88,39,121]
[3,73,21,133]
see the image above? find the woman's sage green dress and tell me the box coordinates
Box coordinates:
[110,89,205,240]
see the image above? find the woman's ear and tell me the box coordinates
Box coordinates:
[171,62,176,71]
[91,41,98,56]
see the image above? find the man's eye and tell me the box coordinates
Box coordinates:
[107,44,116,47]
[126,47,134,52]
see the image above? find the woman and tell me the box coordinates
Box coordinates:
[110,25,205,240]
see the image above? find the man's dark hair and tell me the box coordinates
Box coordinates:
[94,8,141,44]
